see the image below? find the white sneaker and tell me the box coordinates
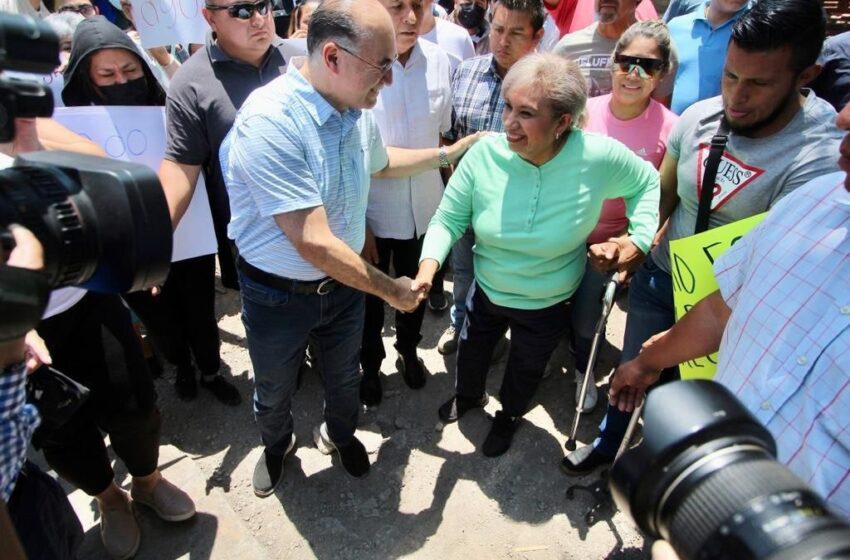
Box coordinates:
[437,325,460,355]
[574,369,598,412]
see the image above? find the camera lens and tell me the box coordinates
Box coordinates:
[610,380,850,560]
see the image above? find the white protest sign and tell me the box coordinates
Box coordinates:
[131,0,210,49]
[53,106,217,263]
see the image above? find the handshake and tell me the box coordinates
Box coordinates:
[387,276,430,313]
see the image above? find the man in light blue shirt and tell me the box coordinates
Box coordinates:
[668,0,749,114]
[221,0,478,496]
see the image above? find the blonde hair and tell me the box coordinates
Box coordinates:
[502,53,587,129]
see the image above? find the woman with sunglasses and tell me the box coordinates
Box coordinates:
[415,53,659,458]
[566,19,678,413]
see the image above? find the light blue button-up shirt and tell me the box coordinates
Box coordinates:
[221,60,389,281]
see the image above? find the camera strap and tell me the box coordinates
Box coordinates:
[0,266,50,342]
[695,117,730,235]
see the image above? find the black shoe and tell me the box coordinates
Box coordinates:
[396,353,426,389]
[252,436,295,497]
[428,291,448,312]
[175,366,197,401]
[560,445,614,475]
[482,411,520,457]
[360,371,382,407]
[200,375,241,406]
[438,393,489,423]
[314,424,370,478]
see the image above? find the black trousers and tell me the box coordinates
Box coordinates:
[456,283,571,417]
[124,254,221,375]
[360,236,427,374]
[35,293,161,496]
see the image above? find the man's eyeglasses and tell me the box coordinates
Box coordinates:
[205,0,270,19]
[611,54,665,79]
[336,43,397,76]
[58,3,96,15]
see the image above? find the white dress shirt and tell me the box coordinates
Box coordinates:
[421,18,476,71]
[368,39,453,240]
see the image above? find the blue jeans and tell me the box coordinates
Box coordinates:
[593,255,679,456]
[450,228,475,330]
[239,271,365,455]
[570,261,609,373]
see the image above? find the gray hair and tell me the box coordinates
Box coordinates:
[307,0,367,57]
[44,11,85,49]
[612,20,674,76]
[502,53,587,128]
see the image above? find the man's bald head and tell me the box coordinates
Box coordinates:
[307,0,394,57]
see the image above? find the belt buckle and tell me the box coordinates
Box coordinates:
[316,278,334,295]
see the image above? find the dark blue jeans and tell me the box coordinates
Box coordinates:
[450,228,475,330]
[593,255,680,456]
[239,271,365,455]
[456,283,571,417]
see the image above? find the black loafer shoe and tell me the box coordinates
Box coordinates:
[482,411,520,457]
[396,354,426,389]
[314,424,370,478]
[428,291,448,312]
[560,445,614,475]
[438,393,489,423]
[252,436,295,498]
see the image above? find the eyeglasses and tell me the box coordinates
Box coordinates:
[611,54,665,79]
[58,3,96,15]
[205,0,270,19]
[336,43,398,76]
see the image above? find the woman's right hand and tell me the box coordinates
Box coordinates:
[412,258,439,294]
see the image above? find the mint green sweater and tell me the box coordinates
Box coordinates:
[421,132,659,310]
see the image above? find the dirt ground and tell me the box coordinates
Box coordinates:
[59,274,652,560]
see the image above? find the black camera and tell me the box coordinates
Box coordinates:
[610,380,850,560]
[0,13,172,342]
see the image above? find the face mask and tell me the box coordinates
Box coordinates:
[97,76,150,106]
[457,2,486,30]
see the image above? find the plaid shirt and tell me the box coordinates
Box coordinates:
[714,171,850,518]
[0,361,40,502]
[444,54,506,141]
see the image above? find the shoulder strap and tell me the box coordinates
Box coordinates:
[694,118,730,234]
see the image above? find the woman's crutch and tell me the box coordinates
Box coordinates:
[565,273,619,451]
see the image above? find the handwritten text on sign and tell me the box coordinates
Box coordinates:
[132,0,210,49]
[669,213,766,380]
[53,106,217,263]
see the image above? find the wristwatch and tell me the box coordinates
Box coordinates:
[438,146,450,168]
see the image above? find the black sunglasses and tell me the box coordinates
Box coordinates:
[205,0,270,19]
[612,54,665,78]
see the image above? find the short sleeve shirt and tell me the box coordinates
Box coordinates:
[221,61,389,281]
[164,34,289,232]
[654,92,843,273]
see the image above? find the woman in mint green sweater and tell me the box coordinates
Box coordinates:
[414,53,660,457]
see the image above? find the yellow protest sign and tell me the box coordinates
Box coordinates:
[669,213,767,379]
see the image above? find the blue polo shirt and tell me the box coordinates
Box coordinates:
[669,2,749,115]
[221,60,389,281]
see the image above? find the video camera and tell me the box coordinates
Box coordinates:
[610,380,850,560]
[0,13,171,343]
